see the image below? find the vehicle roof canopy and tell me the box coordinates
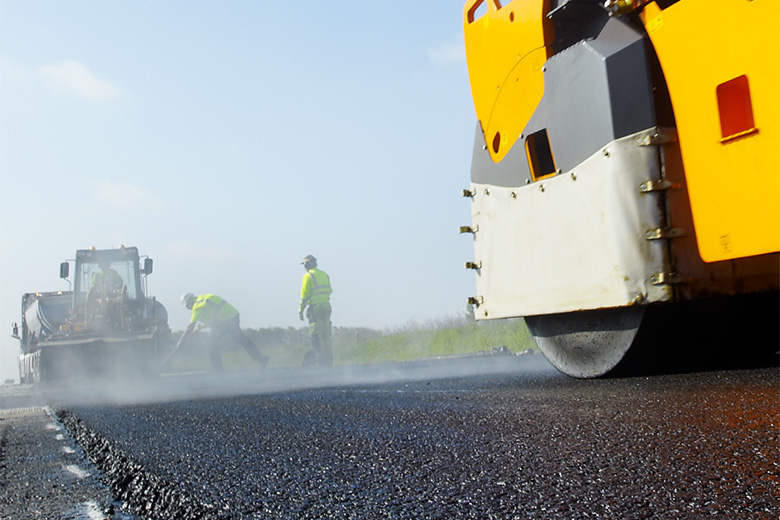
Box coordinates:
[75,247,140,263]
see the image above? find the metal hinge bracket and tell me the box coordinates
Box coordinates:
[650,272,687,285]
[645,228,686,240]
[639,179,678,193]
[636,128,678,146]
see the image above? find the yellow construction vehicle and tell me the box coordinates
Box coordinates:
[461,0,779,377]
[13,246,171,382]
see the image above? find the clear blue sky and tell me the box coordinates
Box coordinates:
[0,1,479,381]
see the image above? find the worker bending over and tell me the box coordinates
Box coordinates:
[178,293,268,372]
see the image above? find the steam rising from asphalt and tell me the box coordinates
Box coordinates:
[40,353,547,408]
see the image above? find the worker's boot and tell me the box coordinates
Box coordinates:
[247,347,269,368]
[316,334,333,366]
[303,335,321,367]
[209,345,224,372]
[302,350,317,366]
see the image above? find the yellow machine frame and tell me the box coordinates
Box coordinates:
[463,0,552,163]
[641,0,779,262]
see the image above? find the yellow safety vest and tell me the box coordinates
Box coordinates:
[91,269,123,291]
[300,268,332,310]
[190,294,239,325]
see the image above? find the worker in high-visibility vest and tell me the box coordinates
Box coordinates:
[91,258,124,296]
[177,293,269,371]
[298,255,333,366]
[85,258,126,324]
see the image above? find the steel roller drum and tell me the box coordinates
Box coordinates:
[526,306,645,378]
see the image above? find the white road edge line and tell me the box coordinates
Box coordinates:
[64,464,91,479]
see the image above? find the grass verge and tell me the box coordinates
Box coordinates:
[168,315,537,372]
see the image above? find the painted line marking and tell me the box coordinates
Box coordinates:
[82,500,106,520]
[64,464,91,479]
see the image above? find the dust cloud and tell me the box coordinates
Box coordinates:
[37,353,547,408]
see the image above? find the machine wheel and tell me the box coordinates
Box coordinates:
[527,292,779,378]
[526,306,645,378]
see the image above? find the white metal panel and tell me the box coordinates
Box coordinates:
[470,128,672,319]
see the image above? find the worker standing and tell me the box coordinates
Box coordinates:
[298,255,333,366]
[177,293,269,372]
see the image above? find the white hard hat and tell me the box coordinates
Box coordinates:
[181,293,194,308]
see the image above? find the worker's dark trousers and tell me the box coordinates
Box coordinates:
[208,316,267,371]
[304,302,332,366]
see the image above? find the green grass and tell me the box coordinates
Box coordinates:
[167,315,536,372]
[338,316,536,365]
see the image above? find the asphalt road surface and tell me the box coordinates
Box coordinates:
[2,354,778,519]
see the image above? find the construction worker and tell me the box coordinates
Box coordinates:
[298,255,333,366]
[91,259,124,296]
[85,259,125,324]
[177,293,269,372]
